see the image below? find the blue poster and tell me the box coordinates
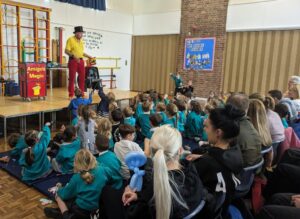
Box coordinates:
[184,37,215,71]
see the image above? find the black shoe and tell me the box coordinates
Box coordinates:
[44,207,62,219]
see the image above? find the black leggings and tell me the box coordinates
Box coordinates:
[257,193,300,219]
[62,199,92,219]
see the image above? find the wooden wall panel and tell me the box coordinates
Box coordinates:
[223,30,300,95]
[130,35,179,94]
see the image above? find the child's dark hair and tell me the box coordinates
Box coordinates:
[142,101,151,112]
[111,108,123,122]
[190,100,202,115]
[166,103,178,127]
[209,104,242,140]
[75,88,83,98]
[274,103,290,119]
[82,105,91,132]
[119,124,135,139]
[268,90,283,101]
[95,134,109,152]
[63,126,76,142]
[24,130,39,166]
[150,114,162,127]
[7,133,21,148]
[175,99,186,112]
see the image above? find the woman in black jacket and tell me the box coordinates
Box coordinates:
[188,104,244,219]
[122,125,205,219]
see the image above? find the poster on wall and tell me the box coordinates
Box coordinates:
[184,37,216,71]
[83,31,103,51]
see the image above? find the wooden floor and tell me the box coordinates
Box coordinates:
[0,88,138,219]
[0,88,138,117]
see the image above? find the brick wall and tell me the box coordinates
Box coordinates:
[177,0,229,97]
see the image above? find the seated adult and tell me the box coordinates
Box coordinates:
[257,193,300,219]
[247,99,273,167]
[187,105,244,219]
[249,93,285,144]
[122,125,204,219]
[226,93,262,166]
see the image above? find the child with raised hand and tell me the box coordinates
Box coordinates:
[19,122,52,182]
[68,88,92,122]
[185,100,204,140]
[44,149,111,219]
[96,118,115,150]
[114,124,143,180]
[52,126,81,174]
[97,84,117,118]
[170,72,183,96]
[77,105,97,154]
[0,133,27,163]
[123,106,136,127]
[164,103,179,129]
[95,134,123,189]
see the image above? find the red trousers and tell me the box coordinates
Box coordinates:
[68,59,85,97]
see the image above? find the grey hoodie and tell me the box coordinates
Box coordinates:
[114,139,143,180]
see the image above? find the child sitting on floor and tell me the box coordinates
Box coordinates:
[96,118,115,150]
[77,106,97,154]
[52,126,81,174]
[135,93,149,118]
[164,103,179,129]
[95,134,123,189]
[144,113,162,157]
[175,99,187,133]
[155,102,168,123]
[19,122,52,182]
[44,149,111,219]
[137,101,152,139]
[114,124,143,180]
[123,106,136,127]
[0,133,27,163]
[275,103,290,128]
[71,104,84,126]
[68,88,92,122]
[185,100,204,141]
[111,108,123,143]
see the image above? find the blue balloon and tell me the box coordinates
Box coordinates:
[125,152,147,192]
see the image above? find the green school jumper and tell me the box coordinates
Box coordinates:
[185,111,203,138]
[97,151,123,189]
[55,138,81,173]
[19,126,51,181]
[57,165,110,211]
[10,135,27,158]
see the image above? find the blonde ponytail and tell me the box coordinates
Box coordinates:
[151,125,188,219]
[80,170,94,184]
[153,149,172,219]
[74,149,97,184]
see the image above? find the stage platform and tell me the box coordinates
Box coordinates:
[0,88,138,147]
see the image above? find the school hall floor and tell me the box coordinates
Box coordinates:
[0,88,138,219]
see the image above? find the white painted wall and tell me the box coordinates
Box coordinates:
[132,0,181,35]
[227,0,300,31]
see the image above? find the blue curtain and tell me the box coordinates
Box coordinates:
[56,0,106,11]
